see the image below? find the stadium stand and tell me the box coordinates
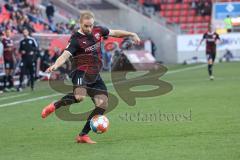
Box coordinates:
[121,0,240,34]
[0,0,78,35]
[120,0,213,34]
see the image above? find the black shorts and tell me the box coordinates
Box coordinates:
[20,61,36,74]
[206,53,216,62]
[71,70,108,97]
[4,60,14,69]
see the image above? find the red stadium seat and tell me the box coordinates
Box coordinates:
[160,11,166,17]
[187,16,195,23]
[166,11,173,17]
[181,4,189,10]
[166,4,174,10]
[153,0,161,3]
[205,16,211,22]
[138,0,144,5]
[196,16,204,23]
[161,4,166,10]
[172,17,180,23]
[0,6,11,23]
[188,10,196,16]
[168,0,175,3]
[166,17,173,24]
[187,30,194,34]
[175,4,181,10]
[181,10,188,16]
[173,10,181,17]
[180,16,188,23]
[180,23,188,30]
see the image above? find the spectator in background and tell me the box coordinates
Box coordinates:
[42,23,51,33]
[224,15,232,33]
[191,0,197,9]
[4,1,14,12]
[203,2,212,16]
[39,48,50,72]
[101,41,112,71]
[223,49,233,62]
[46,1,55,23]
[144,38,156,57]
[175,0,182,3]
[196,1,204,16]
[17,17,35,33]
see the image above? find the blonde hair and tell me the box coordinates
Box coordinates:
[80,11,95,23]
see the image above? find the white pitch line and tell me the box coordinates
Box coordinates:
[0,93,29,101]
[106,64,207,86]
[0,94,62,108]
[0,64,206,108]
[166,64,206,74]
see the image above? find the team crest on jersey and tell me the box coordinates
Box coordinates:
[94,33,100,40]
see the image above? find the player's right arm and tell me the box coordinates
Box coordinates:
[46,50,71,73]
[196,33,206,51]
[46,35,78,73]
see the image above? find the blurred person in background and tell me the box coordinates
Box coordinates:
[18,28,39,91]
[2,28,16,92]
[196,25,220,80]
[101,41,112,71]
[46,1,55,23]
[39,48,51,72]
[224,15,232,33]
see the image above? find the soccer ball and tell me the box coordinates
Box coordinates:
[90,115,109,134]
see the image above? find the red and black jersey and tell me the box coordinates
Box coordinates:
[65,26,110,74]
[203,32,220,54]
[2,37,14,61]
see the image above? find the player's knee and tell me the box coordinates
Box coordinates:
[94,95,108,110]
[208,59,213,65]
[74,87,87,102]
[74,94,86,102]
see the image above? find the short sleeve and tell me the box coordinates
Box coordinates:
[99,26,110,37]
[65,35,79,56]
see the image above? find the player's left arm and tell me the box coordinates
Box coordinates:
[109,30,141,45]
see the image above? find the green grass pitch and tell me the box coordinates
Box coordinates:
[0,62,239,160]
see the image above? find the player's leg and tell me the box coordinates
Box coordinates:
[42,70,87,118]
[55,86,87,109]
[80,94,108,135]
[3,61,11,91]
[7,61,14,90]
[207,54,214,79]
[18,61,25,91]
[77,77,108,144]
[41,86,87,118]
[3,69,9,91]
[28,62,35,90]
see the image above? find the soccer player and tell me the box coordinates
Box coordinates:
[196,25,220,80]
[2,29,15,91]
[18,28,39,91]
[41,11,141,144]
